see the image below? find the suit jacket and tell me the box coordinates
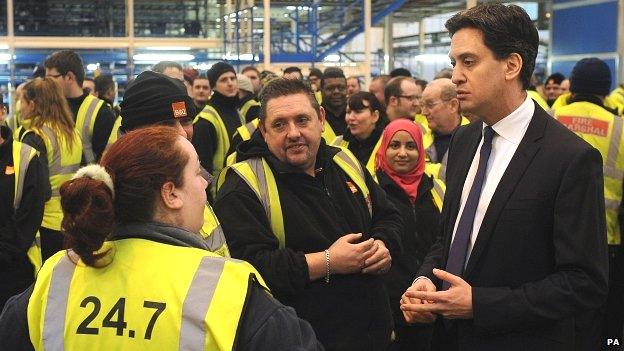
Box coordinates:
[417,103,609,351]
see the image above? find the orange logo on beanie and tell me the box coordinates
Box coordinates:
[172,101,188,118]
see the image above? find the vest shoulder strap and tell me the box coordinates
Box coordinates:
[219,158,286,248]
[332,147,372,217]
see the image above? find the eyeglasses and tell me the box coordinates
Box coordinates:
[46,73,64,79]
[398,95,421,102]
[420,100,446,110]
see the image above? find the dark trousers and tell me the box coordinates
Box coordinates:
[388,323,433,351]
[603,246,624,350]
[39,227,65,261]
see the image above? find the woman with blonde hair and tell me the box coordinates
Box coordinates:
[15,77,82,261]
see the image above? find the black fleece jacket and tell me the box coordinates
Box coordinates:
[342,123,384,166]
[377,171,441,327]
[0,126,48,310]
[214,131,402,351]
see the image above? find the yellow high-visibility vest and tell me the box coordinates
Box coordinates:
[75,94,105,164]
[555,101,624,244]
[527,90,549,110]
[422,116,469,181]
[218,148,372,249]
[27,238,267,350]
[239,98,260,123]
[551,93,624,116]
[12,140,43,276]
[16,124,82,231]
[331,135,382,177]
[105,116,122,149]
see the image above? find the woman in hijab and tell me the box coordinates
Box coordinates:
[375,118,443,351]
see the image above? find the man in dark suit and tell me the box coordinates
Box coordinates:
[400,3,608,351]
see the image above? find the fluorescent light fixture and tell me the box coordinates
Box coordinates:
[324,54,341,62]
[222,53,256,61]
[0,44,8,50]
[86,63,99,71]
[193,63,212,70]
[286,6,296,10]
[414,54,451,64]
[0,53,12,62]
[144,46,191,51]
[133,54,195,62]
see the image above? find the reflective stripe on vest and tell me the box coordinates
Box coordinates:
[30,241,265,350]
[237,118,259,142]
[226,119,261,167]
[179,257,225,350]
[430,178,446,212]
[75,95,104,164]
[12,140,43,275]
[239,99,260,123]
[218,149,371,249]
[13,140,37,209]
[330,136,381,177]
[200,204,231,257]
[106,115,122,149]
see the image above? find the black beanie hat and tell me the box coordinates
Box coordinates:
[570,58,612,96]
[207,62,236,88]
[390,67,412,78]
[120,71,196,132]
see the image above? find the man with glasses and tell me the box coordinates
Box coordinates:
[320,68,348,141]
[421,78,469,180]
[44,50,116,164]
[385,76,423,121]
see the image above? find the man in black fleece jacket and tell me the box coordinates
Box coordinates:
[215,78,403,351]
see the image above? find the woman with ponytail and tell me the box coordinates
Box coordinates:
[16,77,82,260]
[0,126,322,351]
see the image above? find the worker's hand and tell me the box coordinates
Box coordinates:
[401,277,438,324]
[328,233,374,275]
[361,240,391,275]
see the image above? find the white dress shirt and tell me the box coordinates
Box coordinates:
[450,95,535,264]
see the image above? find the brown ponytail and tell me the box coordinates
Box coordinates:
[60,177,115,266]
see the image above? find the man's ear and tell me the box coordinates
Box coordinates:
[160,181,183,210]
[505,53,523,83]
[388,96,398,107]
[318,106,326,132]
[66,71,78,84]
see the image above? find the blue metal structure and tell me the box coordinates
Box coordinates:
[222,0,407,64]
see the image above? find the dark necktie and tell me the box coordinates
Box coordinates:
[443,126,495,290]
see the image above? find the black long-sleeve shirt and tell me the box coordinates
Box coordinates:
[66,93,116,163]
[0,126,48,309]
[215,132,402,351]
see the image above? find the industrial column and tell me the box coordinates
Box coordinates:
[263,0,271,70]
[383,16,394,74]
[364,0,372,88]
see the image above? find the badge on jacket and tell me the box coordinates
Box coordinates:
[346,181,358,193]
